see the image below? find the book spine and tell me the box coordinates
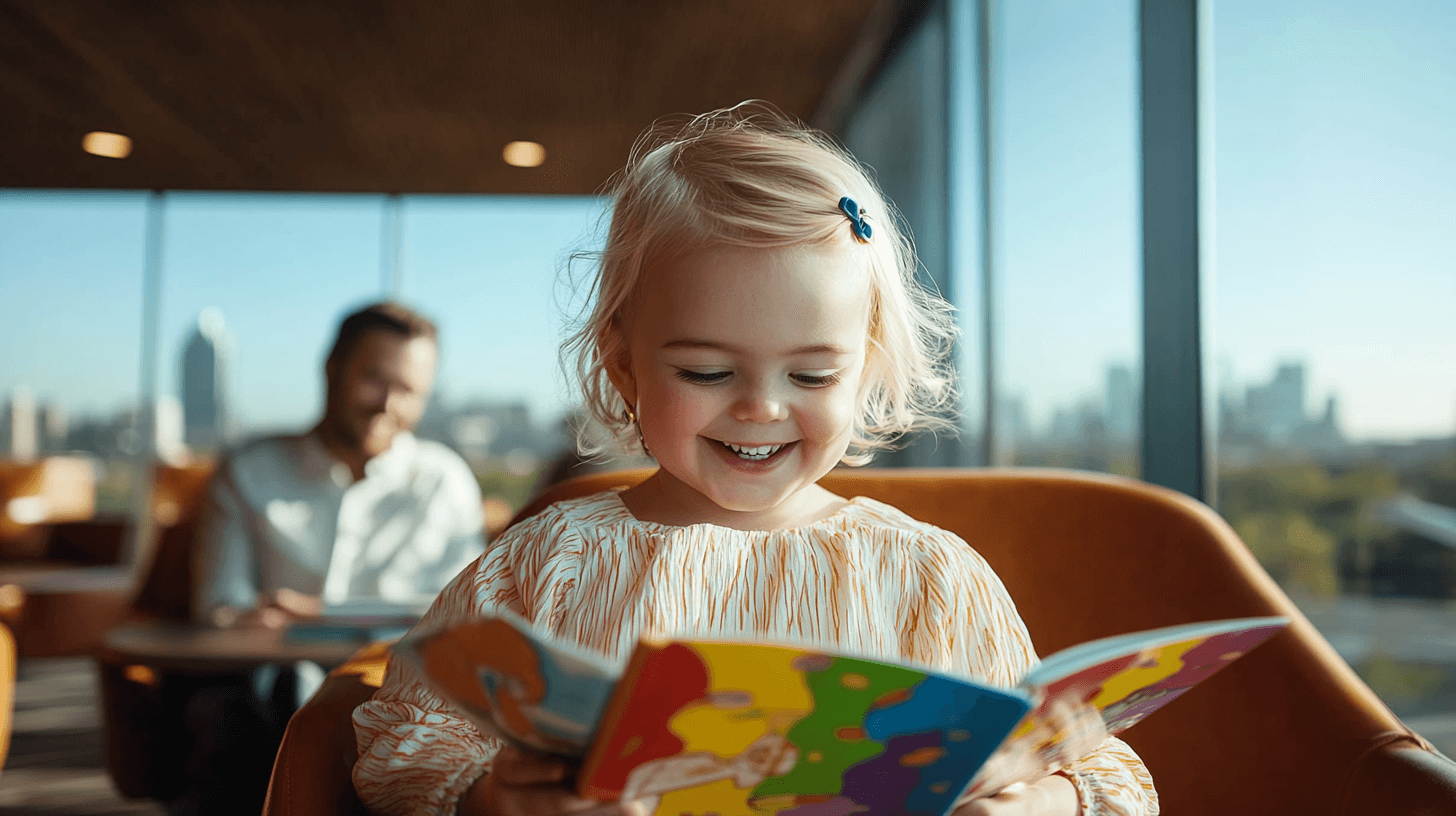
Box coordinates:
[576,640,658,800]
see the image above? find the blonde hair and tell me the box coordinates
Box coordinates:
[563,102,957,465]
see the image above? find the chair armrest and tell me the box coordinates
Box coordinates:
[1339,739,1456,815]
[262,642,391,816]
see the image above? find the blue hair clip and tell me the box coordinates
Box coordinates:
[838,196,873,243]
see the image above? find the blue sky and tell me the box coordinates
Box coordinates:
[2,0,1453,442]
[1208,0,1456,439]
[980,0,1455,439]
[0,192,603,432]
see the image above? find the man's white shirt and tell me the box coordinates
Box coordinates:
[194,431,486,620]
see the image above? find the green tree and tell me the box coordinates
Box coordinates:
[1220,458,1400,597]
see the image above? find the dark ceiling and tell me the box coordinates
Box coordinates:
[0,0,897,195]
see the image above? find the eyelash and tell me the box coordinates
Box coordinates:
[793,372,841,387]
[672,370,841,388]
[674,370,731,385]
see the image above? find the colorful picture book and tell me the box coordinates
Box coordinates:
[395,612,1287,816]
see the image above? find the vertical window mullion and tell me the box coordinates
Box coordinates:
[1139,0,1206,499]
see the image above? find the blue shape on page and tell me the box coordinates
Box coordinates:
[856,677,1031,816]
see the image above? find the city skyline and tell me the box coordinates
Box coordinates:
[0,188,1451,446]
[6,342,1447,468]
[2,1,1454,443]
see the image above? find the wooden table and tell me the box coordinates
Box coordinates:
[102,619,365,674]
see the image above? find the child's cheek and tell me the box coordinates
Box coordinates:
[809,388,860,444]
[650,389,710,436]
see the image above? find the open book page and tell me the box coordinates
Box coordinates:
[392,611,621,757]
[578,639,1033,816]
[400,613,1282,813]
[963,616,1289,798]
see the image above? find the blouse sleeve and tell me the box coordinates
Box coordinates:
[921,527,1160,816]
[351,513,549,815]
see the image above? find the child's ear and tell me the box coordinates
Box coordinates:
[603,327,637,409]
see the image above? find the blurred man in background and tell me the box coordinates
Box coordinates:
[177,300,485,816]
[195,299,485,627]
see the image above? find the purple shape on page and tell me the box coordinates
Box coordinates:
[841,730,943,816]
[779,796,870,816]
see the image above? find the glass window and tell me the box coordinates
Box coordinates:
[845,4,976,467]
[158,193,385,458]
[1211,0,1456,757]
[0,190,150,513]
[399,195,606,510]
[991,0,1141,476]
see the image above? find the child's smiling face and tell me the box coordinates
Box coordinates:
[609,240,872,529]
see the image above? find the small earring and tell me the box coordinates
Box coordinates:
[623,406,651,457]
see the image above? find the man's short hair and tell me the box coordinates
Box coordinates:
[325,301,438,371]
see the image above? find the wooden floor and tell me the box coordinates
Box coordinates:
[1,657,164,816]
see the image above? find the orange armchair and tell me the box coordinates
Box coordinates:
[0,621,15,776]
[0,456,117,658]
[264,468,1456,816]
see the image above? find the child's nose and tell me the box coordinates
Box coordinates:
[731,382,789,423]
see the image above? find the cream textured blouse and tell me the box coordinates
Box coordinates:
[353,491,1159,816]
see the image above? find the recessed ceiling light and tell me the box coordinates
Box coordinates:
[502,141,546,168]
[82,131,132,159]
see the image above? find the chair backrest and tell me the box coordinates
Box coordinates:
[267,467,1456,816]
[130,462,217,620]
[150,462,215,527]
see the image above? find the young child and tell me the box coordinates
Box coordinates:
[353,104,1159,816]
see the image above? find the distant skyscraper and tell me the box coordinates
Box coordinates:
[997,395,1030,448]
[181,308,230,452]
[4,386,37,461]
[1105,364,1138,444]
[1246,361,1306,444]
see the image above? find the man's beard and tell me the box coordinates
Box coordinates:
[354,411,399,456]
[322,403,386,455]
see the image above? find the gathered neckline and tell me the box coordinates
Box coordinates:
[592,489,876,535]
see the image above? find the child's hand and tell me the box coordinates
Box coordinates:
[460,746,645,816]
[953,775,1079,816]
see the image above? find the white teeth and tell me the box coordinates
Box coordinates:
[724,442,786,461]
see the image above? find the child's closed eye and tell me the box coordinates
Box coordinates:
[674,369,732,385]
[791,372,842,387]
[672,369,842,388]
